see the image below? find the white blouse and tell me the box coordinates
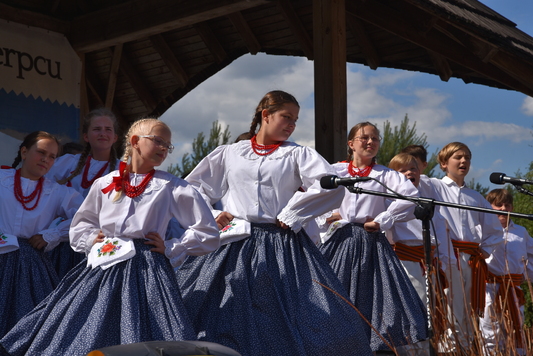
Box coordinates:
[46,153,120,197]
[69,170,220,267]
[430,176,503,255]
[185,140,345,236]
[334,163,419,231]
[0,169,84,252]
[486,221,533,279]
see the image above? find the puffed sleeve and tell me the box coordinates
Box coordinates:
[277,146,345,233]
[69,182,104,254]
[164,181,220,267]
[373,172,418,231]
[185,145,229,219]
[39,184,84,252]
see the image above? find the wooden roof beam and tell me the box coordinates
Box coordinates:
[105,44,123,108]
[194,22,227,62]
[149,34,189,87]
[427,50,452,82]
[346,12,380,70]
[227,11,261,55]
[108,48,159,112]
[0,2,69,34]
[346,1,533,97]
[276,0,314,60]
[69,0,269,53]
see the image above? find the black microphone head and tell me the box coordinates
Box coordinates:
[320,175,338,189]
[489,172,505,185]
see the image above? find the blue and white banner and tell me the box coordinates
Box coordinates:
[0,19,82,152]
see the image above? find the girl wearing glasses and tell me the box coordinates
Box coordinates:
[318,121,428,352]
[176,91,373,356]
[1,119,220,356]
[45,108,121,278]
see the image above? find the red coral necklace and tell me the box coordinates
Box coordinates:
[122,169,155,198]
[81,156,109,189]
[251,135,282,156]
[14,169,44,211]
[348,161,374,177]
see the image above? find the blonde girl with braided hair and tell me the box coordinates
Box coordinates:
[1,118,220,356]
[177,90,373,356]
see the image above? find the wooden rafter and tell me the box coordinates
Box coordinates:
[276,0,314,60]
[105,44,123,108]
[427,49,452,81]
[149,34,189,87]
[227,12,261,55]
[346,11,380,70]
[0,2,69,34]
[194,22,227,62]
[69,0,269,53]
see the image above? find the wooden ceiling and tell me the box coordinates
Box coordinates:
[2,0,533,132]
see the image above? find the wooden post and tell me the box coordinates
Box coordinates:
[313,0,347,163]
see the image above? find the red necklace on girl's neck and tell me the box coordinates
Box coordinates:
[251,135,283,156]
[348,161,374,177]
[81,156,109,189]
[122,168,155,198]
[14,169,44,210]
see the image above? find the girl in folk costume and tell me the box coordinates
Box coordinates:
[176,90,373,356]
[1,119,220,356]
[46,108,121,278]
[318,122,428,352]
[0,131,83,338]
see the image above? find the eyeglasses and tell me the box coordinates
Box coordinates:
[138,135,174,153]
[354,135,381,144]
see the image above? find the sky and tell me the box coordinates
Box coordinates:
[1,1,532,192]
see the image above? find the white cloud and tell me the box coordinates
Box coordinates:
[521,96,533,116]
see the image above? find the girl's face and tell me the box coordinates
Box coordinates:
[83,116,118,153]
[20,138,59,180]
[396,160,421,188]
[441,149,471,184]
[261,103,299,143]
[348,126,380,162]
[134,125,172,168]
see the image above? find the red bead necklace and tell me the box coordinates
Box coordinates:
[251,135,283,156]
[348,161,374,177]
[122,169,156,198]
[81,156,109,189]
[14,169,44,210]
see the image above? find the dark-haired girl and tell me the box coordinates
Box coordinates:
[177,90,373,356]
[0,131,83,338]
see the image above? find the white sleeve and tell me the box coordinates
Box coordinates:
[373,173,418,231]
[69,183,103,254]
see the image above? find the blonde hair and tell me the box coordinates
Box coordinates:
[437,142,471,172]
[114,117,170,201]
[388,153,418,171]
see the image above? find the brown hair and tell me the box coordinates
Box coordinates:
[346,121,380,162]
[57,108,119,185]
[400,145,427,163]
[388,153,418,171]
[486,189,513,206]
[248,90,300,137]
[437,142,471,172]
[12,131,61,168]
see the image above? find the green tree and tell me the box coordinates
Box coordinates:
[167,120,231,177]
[376,114,439,176]
[466,178,490,197]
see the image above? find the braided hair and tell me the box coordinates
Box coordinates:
[12,131,61,168]
[57,108,119,185]
[248,90,300,137]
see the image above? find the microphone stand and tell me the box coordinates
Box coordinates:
[345,185,533,356]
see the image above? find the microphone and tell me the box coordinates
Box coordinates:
[489,172,533,186]
[320,175,372,189]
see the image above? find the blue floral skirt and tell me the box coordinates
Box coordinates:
[1,239,196,356]
[176,223,373,356]
[318,223,428,351]
[0,239,59,339]
[46,241,86,279]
